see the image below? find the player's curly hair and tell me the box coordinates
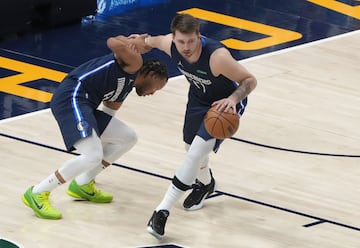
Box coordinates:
[139,60,168,80]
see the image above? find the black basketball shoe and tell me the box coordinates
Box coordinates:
[183,172,215,211]
[146,209,169,239]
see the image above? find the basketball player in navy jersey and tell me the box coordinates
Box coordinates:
[22,35,168,220]
[129,14,257,239]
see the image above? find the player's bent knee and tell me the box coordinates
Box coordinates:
[83,149,103,167]
[122,128,138,149]
[128,129,138,146]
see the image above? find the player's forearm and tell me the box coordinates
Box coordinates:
[144,35,165,48]
[229,77,257,103]
[107,35,127,49]
[142,34,172,55]
[101,101,122,116]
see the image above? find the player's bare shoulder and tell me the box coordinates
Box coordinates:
[209,47,236,76]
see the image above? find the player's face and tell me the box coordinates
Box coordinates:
[134,73,167,96]
[173,31,200,59]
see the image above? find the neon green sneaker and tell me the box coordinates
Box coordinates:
[66,179,113,203]
[22,186,62,219]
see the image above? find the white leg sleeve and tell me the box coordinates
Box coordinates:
[59,131,103,181]
[175,135,215,185]
[75,118,137,184]
[34,132,103,192]
[101,117,137,163]
[197,158,211,185]
[185,142,211,185]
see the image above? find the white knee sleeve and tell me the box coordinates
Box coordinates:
[59,131,103,181]
[101,117,137,163]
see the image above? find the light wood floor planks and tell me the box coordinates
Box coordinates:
[0,31,359,248]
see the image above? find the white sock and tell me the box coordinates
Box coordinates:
[197,165,211,185]
[32,173,62,193]
[155,184,184,211]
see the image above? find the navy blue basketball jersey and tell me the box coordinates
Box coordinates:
[170,36,241,106]
[61,53,136,108]
[50,53,137,150]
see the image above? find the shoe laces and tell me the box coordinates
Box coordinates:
[87,180,101,194]
[192,180,206,192]
[156,210,169,225]
[36,192,54,210]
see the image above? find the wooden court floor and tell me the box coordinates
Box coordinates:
[0,31,359,248]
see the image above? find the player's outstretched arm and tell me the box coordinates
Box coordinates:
[128,33,173,56]
[107,35,143,74]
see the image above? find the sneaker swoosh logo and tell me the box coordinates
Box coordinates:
[32,197,43,210]
[79,188,95,197]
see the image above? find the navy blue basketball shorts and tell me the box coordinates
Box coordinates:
[51,96,111,151]
[183,98,247,152]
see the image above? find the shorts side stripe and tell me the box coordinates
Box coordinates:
[72,80,87,138]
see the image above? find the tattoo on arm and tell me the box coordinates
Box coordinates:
[232,78,254,102]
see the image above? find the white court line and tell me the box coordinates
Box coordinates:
[0,108,51,124]
[1,29,359,124]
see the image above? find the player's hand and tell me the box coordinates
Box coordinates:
[212,98,237,114]
[127,43,139,54]
[127,34,152,54]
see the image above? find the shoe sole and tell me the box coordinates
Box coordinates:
[66,189,113,203]
[21,194,61,220]
[146,226,163,240]
[66,189,84,199]
[183,191,210,211]
[21,195,31,207]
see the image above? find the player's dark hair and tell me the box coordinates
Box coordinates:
[139,60,168,80]
[171,14,200,35]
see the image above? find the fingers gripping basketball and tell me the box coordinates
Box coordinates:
[204,106,240,139]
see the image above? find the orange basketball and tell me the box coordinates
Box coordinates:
[204,106,240,139]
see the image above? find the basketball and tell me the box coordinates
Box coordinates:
[204,106,240,139]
